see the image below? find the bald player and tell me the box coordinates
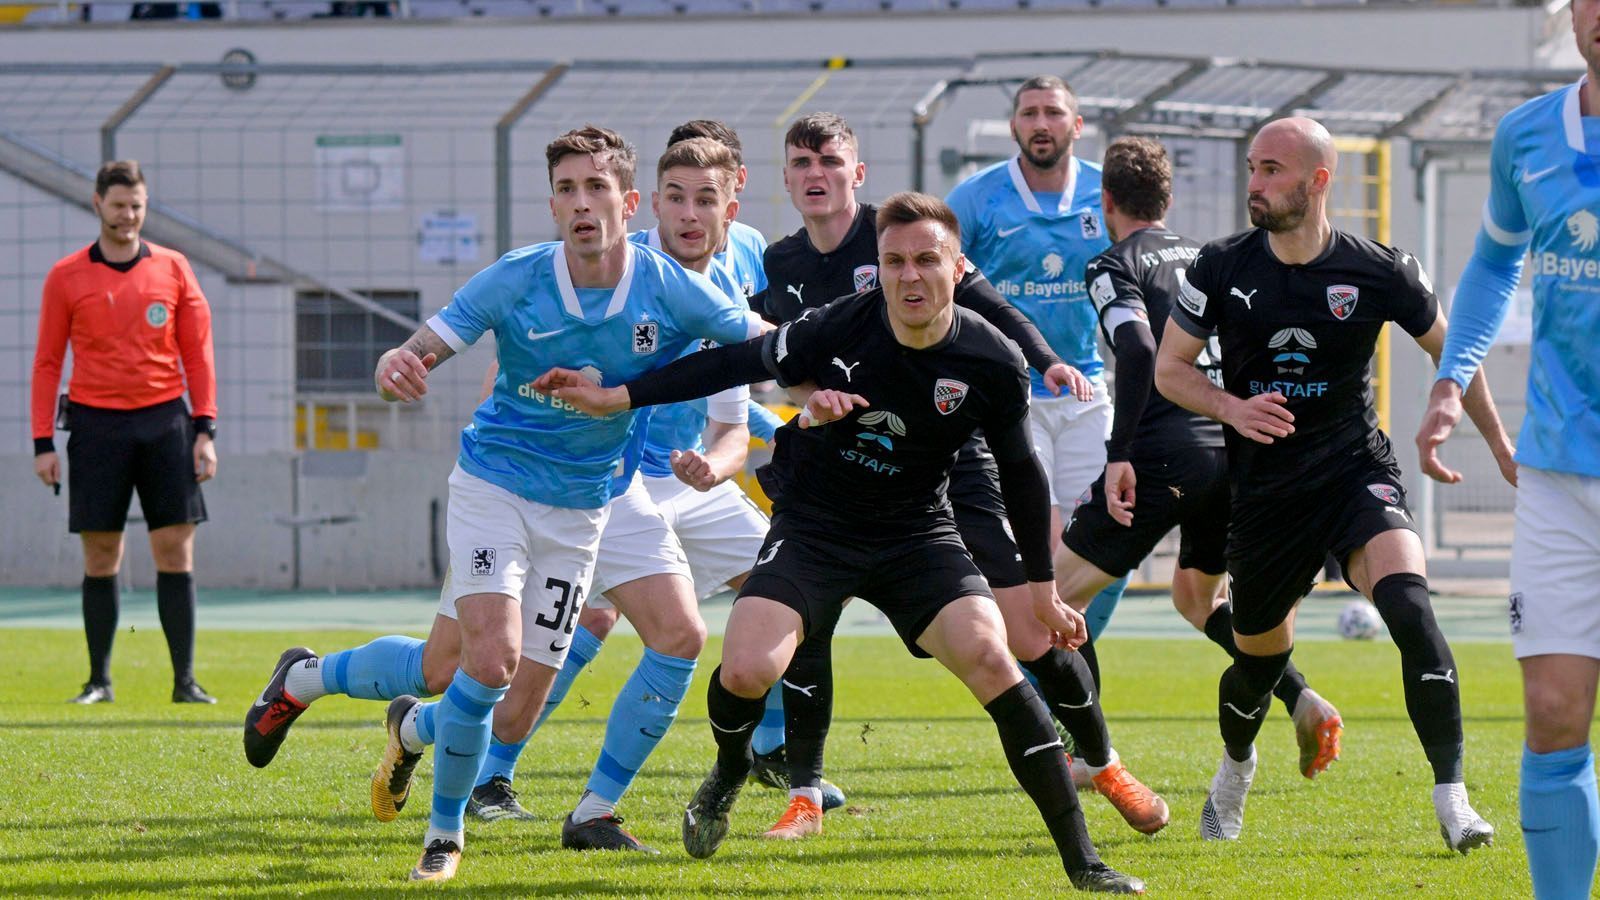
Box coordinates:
[1131,117,1513,848]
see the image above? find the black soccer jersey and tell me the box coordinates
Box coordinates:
[1087,226,1224,457]
[1170,227,1438,495]
[757,202,882,326]
[758,291,1031,535]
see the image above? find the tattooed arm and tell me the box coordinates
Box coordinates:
[375,324,457,402]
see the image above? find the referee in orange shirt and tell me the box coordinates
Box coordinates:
[31,160,219,705]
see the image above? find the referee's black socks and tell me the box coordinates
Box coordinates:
[156,571,198,685]
[1371,572,1465,784]
[1020,648,1111,768]
[984,680,1100,874]
[1203,602,1310,715]
[82,574,119,686]
[705,665,763,781]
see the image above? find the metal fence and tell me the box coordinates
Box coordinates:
[1,53,1575,562]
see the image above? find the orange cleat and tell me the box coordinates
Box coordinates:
[1092,761,1170,835]
[1291,689,1343,779]
[762,795,823,840]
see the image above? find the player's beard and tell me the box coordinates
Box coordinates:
[1016,132,1070,171]
[1248,181,1311,233]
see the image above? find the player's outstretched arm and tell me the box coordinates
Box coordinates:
[375,324,453,402]
[1156,319,1293,444]
[1413,311,1517,486]
[537,335,774,418]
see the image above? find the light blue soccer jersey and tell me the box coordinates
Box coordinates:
[629,227,750,479]
[1439,78,1600,478]
[947,155,1111,395]
[429,241,756,508]
[719,220,768,303]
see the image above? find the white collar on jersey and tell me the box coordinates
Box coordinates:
[1006,154,1079,216]
[1563,76,1593,154]
[645,226,663,250]
[554,239,636,321]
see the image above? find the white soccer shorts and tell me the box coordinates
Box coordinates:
[437,465,607,670]
[1509,466,1600,660]
[648,474,769,598]
[590,473,693,605]
[1028,381,1112,508]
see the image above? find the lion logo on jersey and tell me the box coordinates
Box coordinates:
[1042,252,1065,279]
[1566,209,1599,252]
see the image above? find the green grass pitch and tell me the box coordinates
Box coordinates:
[2,628,1529,897]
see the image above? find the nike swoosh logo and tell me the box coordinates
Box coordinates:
[252,696,270,708]
[442,746,475,758]
[1521,165,1559,184]
[997,224,1027,238]
[550,641,570,653]
[639,728,666,740]
[526,328,564,341]
[1023,739,1064,757]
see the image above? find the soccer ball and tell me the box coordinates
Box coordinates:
[1338,599,1383,640]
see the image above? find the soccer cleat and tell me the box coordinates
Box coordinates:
[408,839,461,882]
[173,679,216,704]
[762,795,823,840]
[682,764,745,859]
[1068,862,1147,894]
[819,778,847,813]
[1092,761,1170,835]
[468,775,537,822]
[750,747,789,790]
[371,695,423,823]
[562,813,660,853]
[242,647,316,768]
[1199,749,1256,841]
[1291,688,1343,779]
[69,682,113,704]
[1434,782,1495,854]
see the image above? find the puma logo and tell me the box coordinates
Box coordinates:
[786,283,804,303]
[1023,739,1064,757]
[1056,692,1095,710]
[832,358,861,381]
[1420,669,1455,684]
[782,680,818,697]
[1230,287,1258,309]
[1223,702,1260,720]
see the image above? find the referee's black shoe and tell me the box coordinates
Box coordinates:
[1068,862,1147,894]
[173,679,216,704]
[682,764,744,859]
[69,682,113,704]
[562,812,659,853]
[243,646,316,768]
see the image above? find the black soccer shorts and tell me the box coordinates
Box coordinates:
[66,398,208,533]
[1226,457,1417,636]
[1063,446,1230,578]
[739,512,993,658]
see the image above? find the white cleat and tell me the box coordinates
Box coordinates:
[1434,782,1495,854]
[1200,747,1256,841]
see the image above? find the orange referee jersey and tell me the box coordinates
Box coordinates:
[31,240,217,440]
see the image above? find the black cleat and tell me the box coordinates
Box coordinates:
[173,679,216,704]
[243,647,316,768]
[562,813,660,853]
[468,775,537,822]
[69,682,113,704]
[750,747,789,790]
[682,764,745,860]
[372,695,424,822]
[1068,862,1147,894]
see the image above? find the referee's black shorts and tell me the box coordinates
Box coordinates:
[66,398,207,533]
[1063,446,1230,579]
[738,511,992,658]
[1226,456,1416,636]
